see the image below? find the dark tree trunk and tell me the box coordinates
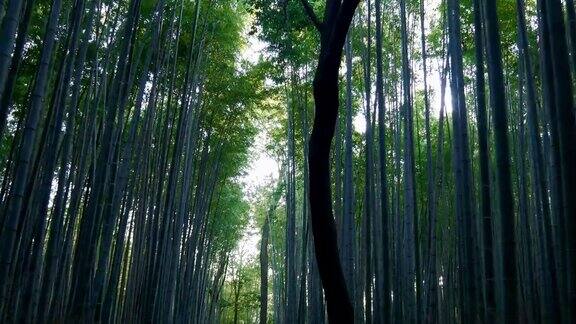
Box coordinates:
[542,1,576,320]
[472,0,495,320]
[399,0,419,321]
[361,2,374,321]
[375,0,390,321]
[299,0,360,322]
[483,0,518,322]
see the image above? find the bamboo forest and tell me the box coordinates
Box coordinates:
[1,0,576,322]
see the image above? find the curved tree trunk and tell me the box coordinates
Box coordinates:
[300,0,360,322]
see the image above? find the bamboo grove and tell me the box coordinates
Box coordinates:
[0,0,266,322]
[247,0,576,323]
[1,0,575,323]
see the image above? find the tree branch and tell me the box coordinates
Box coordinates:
[300,0,323,31]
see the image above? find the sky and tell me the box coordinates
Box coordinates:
[231,35,278,266]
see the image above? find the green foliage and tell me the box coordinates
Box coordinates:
[210,181,251,254]
[246,0,318,73]
[220,262,261,323]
